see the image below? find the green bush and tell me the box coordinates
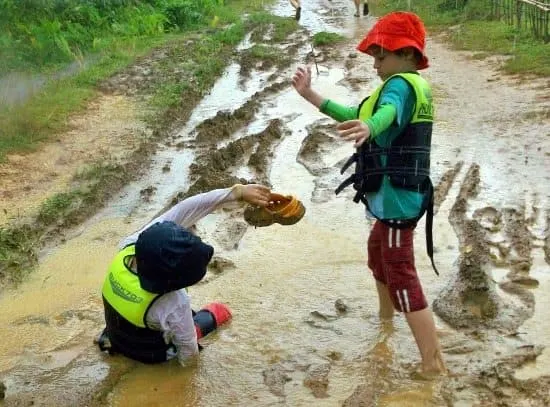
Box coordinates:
[0,0,220,73]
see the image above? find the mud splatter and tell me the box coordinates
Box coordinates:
[247,119,286,183]
[176,118,284,203]
[198,256,238,285]
[303,363,331,398]
[262,364,292,397]
[193,101,258,144]
[502,207,533,275]
[441,345,550,407]
[296,121,348,203]
[297,122,338,176]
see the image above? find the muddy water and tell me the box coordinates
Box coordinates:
[2,0,550,405]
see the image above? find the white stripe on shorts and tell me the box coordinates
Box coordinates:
[402,289,411,313]
[388,228,393,248]
[396,229,401,248]
[396,289,404,312]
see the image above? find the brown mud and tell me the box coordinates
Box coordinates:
[1,1,550,406]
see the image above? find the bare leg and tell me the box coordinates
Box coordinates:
[289,0,301,20]
[353,0,360,16]
[404,308,446,374]
[376,281,395,320]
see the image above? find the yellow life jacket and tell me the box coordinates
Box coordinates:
[102,245,160,328]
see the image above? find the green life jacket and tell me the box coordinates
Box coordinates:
[335,73,438,274]
[101,245,172,363]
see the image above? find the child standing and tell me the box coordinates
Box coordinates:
[289,0,301,20]
[353,0,369,17]
[292,12,445,375]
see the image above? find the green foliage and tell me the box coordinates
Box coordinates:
[215,23,245,45]
[312,31,345,46]
[0,224,37,282]
[0,0,222,73]
[37,192,78,225]
[372,0,550,76]
[0,1,278,160]
[248,12,298,42]
[249,44,278,59]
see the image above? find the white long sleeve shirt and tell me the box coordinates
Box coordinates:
[118,187,238,365]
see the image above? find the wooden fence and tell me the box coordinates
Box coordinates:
[489,0,550,41]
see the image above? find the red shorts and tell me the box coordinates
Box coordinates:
[367,220,428,313]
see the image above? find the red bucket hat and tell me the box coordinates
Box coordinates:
[357,12,429,70]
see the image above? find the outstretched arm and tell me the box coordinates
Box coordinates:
[293,65,358,122]
[292,65,324,108]
[120,184,271,248]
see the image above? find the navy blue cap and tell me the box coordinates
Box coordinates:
[135,221,214,294]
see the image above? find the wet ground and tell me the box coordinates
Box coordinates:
[1,0,550,405]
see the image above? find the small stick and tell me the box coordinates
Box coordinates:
[311,44,319,75]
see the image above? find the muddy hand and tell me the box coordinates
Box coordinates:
[337,120,371,148]
[240,184,271,207]
[291,65,312,96]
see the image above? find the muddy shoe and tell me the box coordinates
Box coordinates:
[244,205,275,227]
[244,193,306,227]
[363,2,369,16]
[270,193,306,225]
[295,7,302,21]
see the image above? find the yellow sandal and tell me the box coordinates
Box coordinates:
[244,193,306,227]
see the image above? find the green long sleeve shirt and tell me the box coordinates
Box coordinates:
[319,77,425,220]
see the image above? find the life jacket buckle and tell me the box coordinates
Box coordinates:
[340,152,358,175]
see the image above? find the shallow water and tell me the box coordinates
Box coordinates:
[1,0,550,405]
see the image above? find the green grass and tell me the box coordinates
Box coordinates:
[312,31,346,46]
[37,192,81,225]
[249,44,285,61]
[248,12,299,42]
[372,0,550,76]
[0,225,38,284]
[0,35,163,161]
[0,0,277,162]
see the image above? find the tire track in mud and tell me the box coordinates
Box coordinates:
[428,162,550,406]
[340,161,548,406]
[434,163,535,332]
[296,121,353,203]
[170,81,289,204]
[433,161,463,213]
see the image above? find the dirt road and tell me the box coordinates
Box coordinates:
[1,0,549,405]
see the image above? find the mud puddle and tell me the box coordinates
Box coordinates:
[1,0,550,406]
